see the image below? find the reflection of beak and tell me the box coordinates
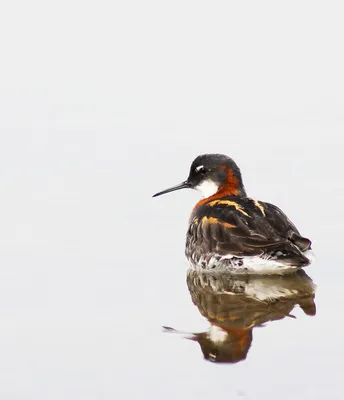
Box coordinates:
[152,181,190,197]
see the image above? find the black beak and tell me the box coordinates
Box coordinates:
[152,181,190,197]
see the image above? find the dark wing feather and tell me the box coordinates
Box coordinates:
[261,202,312,252]
[188,208,280,258]
[187,198,311,266]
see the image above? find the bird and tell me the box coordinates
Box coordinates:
[153,154,314,274]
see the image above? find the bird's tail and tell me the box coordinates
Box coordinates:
[272,242,312,268]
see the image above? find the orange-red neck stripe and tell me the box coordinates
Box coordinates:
[194,167,241,209]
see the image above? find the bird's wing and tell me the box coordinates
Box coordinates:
[261,202,312,252]
[188,207,281,257]
[188,199,311,257]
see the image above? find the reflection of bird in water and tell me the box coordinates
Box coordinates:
[164,269,316,363]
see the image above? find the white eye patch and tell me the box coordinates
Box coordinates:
[195,165,204,172]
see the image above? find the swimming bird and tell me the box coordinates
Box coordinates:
[153,154,313,273]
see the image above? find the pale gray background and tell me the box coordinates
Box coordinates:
[0,1,343,399]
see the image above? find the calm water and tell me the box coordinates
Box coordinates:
[0,113,343,400]
[0,187,342,399]
[1,1,343,398]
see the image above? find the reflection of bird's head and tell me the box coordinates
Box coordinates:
[190,326,252,364]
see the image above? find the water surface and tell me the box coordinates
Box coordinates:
[1,1,343,398]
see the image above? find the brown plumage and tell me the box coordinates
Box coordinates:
[153,153,313,272]
[187,196,311,268]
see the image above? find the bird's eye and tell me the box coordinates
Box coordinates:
[195,166,207,174]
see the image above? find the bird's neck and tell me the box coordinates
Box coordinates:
[194,170,246,209]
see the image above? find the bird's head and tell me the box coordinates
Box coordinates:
[153,153,246,198]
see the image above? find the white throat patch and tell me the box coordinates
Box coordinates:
[208,325,228,343]
[195,180,219,198]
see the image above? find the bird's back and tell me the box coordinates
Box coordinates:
[186,196,312,273]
